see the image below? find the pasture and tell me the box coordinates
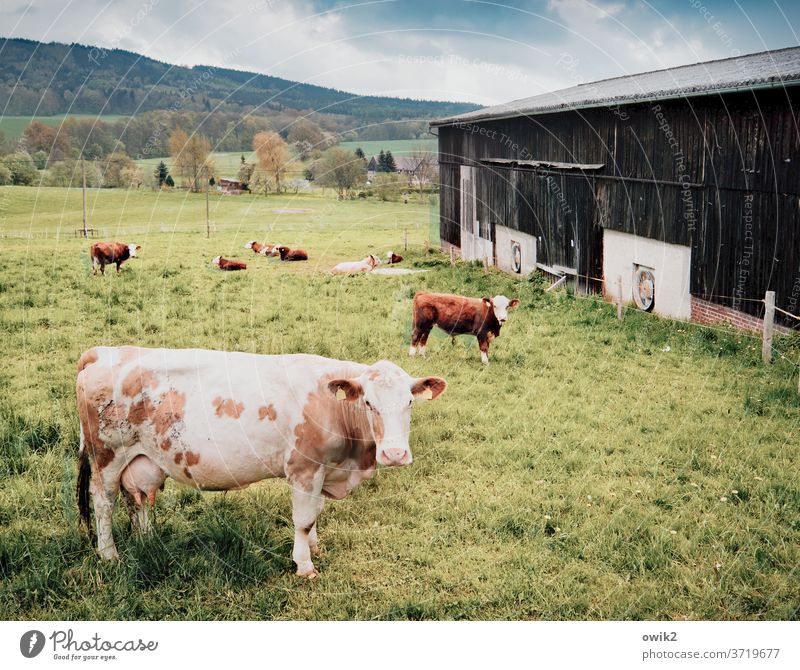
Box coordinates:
[0,185,798,620]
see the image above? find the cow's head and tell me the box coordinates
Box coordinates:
[211,256,221,266]
[327,360,446,467]
[482,295,520,324]
[367,254,380,268]
[244,241,256,250]
[128,244,142,258]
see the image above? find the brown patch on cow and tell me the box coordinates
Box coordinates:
[77,348,99,373]
[183,467,193,480]
[213,396,244,419]
[121,367,159,398]
[258,404,277,421]
[371,412,385,445]
[174,452,184,464]
[127,397,155,425]
[185,451,200,466]
[99,400,128,425]
[154,390,186,434]
[160,438,172,451]
[95,446,116,470]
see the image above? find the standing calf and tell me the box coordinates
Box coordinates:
[90,242,141,275]
[410,292,520,364]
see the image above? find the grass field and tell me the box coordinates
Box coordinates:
[0,185,798,620]
[0,115,129,140]
[339,138,437,158]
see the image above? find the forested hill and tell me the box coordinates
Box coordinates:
[0,38,477,124]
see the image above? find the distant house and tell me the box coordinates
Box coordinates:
[367,155,437,185]
[218,177,243,194]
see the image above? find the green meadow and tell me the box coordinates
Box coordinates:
[0,185,798,620]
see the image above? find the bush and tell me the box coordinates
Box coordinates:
[0,164,11,185]
[371,172,404,201]
[2,152,38,185]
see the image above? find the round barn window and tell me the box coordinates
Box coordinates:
[633,267,655,312]
[511,241,522,274]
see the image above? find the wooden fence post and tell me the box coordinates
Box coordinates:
[449,246,455,266]
[404,229,408,251]
[762,290,775,364]
[617,275,624,321]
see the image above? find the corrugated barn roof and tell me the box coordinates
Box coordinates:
[431,46,800,126]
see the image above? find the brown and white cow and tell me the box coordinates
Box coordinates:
[275,245,308,262]
[75,346,446,577]
[90,242,141,275]
[212,256,247,271]
[244,241,273,255]
[386,251,404,265]
[331,254,380,275]
[410,292,520,364]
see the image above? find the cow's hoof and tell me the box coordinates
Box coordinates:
[296,566,319,579]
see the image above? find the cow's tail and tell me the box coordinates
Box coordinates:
[76,441,95,542]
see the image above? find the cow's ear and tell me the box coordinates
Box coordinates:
[509,298,520,308]
[327,379,363,402]
[411,377,447,401]
[482,297,492,308]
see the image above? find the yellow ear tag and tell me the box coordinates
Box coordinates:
[422,388,433,400]
[336,388,346,401]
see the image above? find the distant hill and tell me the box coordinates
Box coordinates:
[0,38,477,129]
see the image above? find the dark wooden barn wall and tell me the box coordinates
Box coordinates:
[437,86,800,325]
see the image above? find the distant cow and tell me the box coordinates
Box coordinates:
[90,242,141,275]
[410,292,520,364]
[275,246,308,262]
[212,256,247,271]
[387,251,403,264]
[331,255,380,275]
[244,241,273,255]
[76,346,446,577]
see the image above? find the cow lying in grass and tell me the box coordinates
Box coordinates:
[244,241,277,255]
[212,256,247,271]
[275,246,308,261]
[76,346,446,577]
[331,255,380,275]
[410,292,520,364]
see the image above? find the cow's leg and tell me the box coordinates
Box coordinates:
[98,261,105,276]
[409,325,430,356]
[115,261,122,273]
[91,257,98,275]
[418,329,431,357]
[308,522,319,556]
[89,463,122,560]
[290,478,325,578]
[478,337,490,365]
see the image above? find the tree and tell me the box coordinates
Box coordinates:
[45,160,79,187]
[154,160,169,187]
[354,147,365,160]
[372,172,403,201]
[100,152,137,188]
[287,118,326,148]
[165,174,175,188]
[410,145,436,194]
[23,120,71,164]
[32,150,48,169]
[252,131,290,194]
[170,127,212,192]
[377,149,387,172]
[237,160,256,191]
[2,152,38,185]
[0,164,12,185]
[120,164,144,189]
[313,146,366,198]
[384,150,397,173]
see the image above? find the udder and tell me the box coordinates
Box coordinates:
[121,455,167,506]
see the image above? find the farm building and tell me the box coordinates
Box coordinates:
[217,177,243,194]
[431,47,800,330]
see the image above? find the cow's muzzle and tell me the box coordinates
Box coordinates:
[378,448,411,467]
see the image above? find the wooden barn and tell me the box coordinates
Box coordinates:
[431,47,800,330]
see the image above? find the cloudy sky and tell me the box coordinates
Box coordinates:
[3,0,799,105]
